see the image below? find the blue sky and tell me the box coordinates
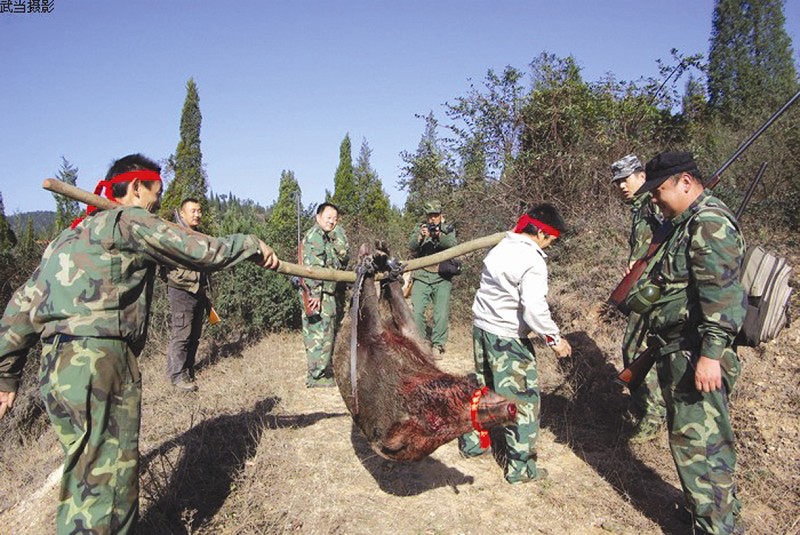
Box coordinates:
[2,0,799,214]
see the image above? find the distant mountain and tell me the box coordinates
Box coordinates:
[8,211,56,236]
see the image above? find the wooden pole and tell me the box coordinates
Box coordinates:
[43,179,504,282]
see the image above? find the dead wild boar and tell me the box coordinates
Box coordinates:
[333,243,516,462]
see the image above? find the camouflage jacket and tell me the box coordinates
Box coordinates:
[301,223,349,297]
[407,222,457,283]
[643,190,746,360]
[628,192,662,265]
[0,206,263,391]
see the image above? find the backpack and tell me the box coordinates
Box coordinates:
[736,245,793,347]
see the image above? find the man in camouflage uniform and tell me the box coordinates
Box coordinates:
[632,152,746,534]
[407,200,457,355]
[0,154,279,535]
[459,204,572,484]
[611,154,666,442]
[165,197,209,392]
[300,202,349,387]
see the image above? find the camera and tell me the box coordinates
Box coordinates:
[425,223,441,235]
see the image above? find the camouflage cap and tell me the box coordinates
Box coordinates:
[611,154,643,182]
[423,200,442,214]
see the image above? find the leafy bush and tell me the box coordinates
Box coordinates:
[210,261,302,342]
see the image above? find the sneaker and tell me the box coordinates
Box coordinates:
[630,416,663,443]
[507,468,549,484]
[306,377,336,388]
[459,449,489,460]
[173,377,198,392]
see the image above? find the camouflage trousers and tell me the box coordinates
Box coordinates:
[657,348,742,535]
[39,335,142,535]
[622,311,666,421]
[301,291,337,384]
[410,273,452,348]
[459,327,543,483]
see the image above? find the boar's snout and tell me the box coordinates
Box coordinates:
[475,389,517,428]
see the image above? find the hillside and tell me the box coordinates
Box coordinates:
[7,210,56,236]
[0,262,797,534]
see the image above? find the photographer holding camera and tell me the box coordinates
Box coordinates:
[407,199,458,356]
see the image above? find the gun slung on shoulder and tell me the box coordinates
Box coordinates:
[608,88,800,313]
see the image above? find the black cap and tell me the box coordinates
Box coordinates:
[636,151,700,195]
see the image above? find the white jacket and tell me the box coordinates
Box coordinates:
[472,232,561,344]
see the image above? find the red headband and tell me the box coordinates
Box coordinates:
[513,214,560,238]
[70,169,162,229]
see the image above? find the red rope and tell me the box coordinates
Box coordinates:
[469,386,491,449]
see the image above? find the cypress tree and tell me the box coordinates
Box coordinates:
[53,157,81,232]
[0,192,17,250]
[353,139,391,231]
[266,170,303,261]
[22,217,35,254]
[330,134,357,216]
[160,78,211,223]
[400,112,453,215]
[708,0,798,123]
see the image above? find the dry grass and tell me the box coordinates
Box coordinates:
[1,221,799,534]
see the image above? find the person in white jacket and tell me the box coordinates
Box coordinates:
[459,203,572,484]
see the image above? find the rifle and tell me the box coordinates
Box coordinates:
[289,192,316,316]
[614,162,772,389]
[735,162,767,220]
[609,89,800,313]
[295,242,316,316]
[615,346,657,391]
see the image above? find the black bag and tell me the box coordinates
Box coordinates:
[438,258,463,279]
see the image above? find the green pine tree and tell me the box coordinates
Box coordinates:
[160,78,212,226]
[266,170,303,261]
[353,139,391,231]
[330,134,357,216]
[22,217,35,254]
[0,192,17,250]
[708,0,798,123]
[459,134,488,190]
[53,156,81,232]
[400,112,453,215]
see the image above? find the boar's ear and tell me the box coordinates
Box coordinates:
[357,242,373,259]
[466,373,479,389]
[374,240,391,256]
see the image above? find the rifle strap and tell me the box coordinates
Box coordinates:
[350,263,369,415]
[298,241,314,315]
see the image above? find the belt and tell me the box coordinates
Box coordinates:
[647,323,699,357]
[42,334,124,345]
[42,334,83,345]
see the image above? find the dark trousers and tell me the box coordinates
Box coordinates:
[167,286,206,383]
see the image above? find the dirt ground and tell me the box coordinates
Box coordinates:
[2,288,798,535]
